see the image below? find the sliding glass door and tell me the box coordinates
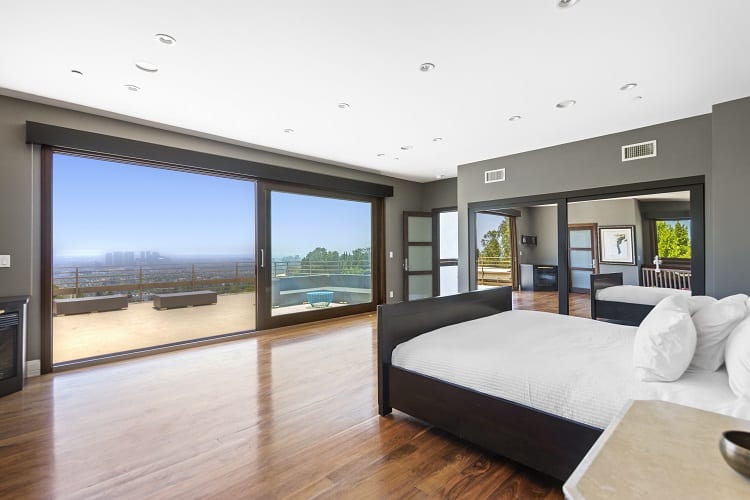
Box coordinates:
[257,185,379,328]
[51,152,256,364]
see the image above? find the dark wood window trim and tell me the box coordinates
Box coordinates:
[40,147,387,371]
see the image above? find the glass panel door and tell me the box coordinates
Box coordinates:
[404,212,434,301]
[52,153,256,364]
[438,210,458,296]
[265,189,374,320]
[568,224,598,293]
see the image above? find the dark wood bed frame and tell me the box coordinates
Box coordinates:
[377,287,603,481]
[590,272,654,326]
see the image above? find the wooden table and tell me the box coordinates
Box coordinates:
[564,400,750,499]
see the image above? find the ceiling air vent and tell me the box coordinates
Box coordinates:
[484,168,506,183]
[622,140,657,162]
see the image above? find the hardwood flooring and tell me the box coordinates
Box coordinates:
[513,290,592,318]
[0,312,564,499]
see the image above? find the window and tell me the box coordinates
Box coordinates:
[653,219,691,260]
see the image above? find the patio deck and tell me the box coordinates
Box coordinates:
[53,292,257,363]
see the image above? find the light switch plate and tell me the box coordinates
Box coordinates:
[0,255,10,268]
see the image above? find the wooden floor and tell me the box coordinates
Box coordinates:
[1,313,564,499]
[513,290,592,318]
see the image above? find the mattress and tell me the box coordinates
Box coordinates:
[391,310,749,429]
[595,285,690,305]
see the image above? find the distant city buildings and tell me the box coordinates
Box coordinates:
[105,250,167,266]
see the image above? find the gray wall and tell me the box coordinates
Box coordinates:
[421,177,457,211]
[0,95,425,361]
[515,206,558,266]
[457,113,713,293]
[711,97,750,296]
[568,199,643,285]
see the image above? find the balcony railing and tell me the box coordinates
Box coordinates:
[53,259,373,301]
[476,256,513,286]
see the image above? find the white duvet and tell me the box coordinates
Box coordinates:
[595,285,690,305]
[391,310,749,429]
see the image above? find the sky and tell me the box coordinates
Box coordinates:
[53,154,371,260]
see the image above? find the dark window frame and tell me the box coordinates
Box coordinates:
[648,217,692,269]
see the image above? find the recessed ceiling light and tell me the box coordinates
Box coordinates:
[400,145,413,151]
[509,115,522,122]
[124,84,140,92]
[155,33,177,45]
[633,95,644,101]
[419,62,435,72]
[620,82,638,91]
[558,0,580,8]
[394,157,400,160]
[556,99,576,108]
[376,153,385,157]
[283,128,294,133]
[71,69,84,77]
[435,174,445,179]
[337,102,350,109]
[432,137,443,142]
[135,61,159,73]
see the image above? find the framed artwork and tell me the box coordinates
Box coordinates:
[598,225,636,265]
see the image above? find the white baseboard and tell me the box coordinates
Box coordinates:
[25,359,41,378]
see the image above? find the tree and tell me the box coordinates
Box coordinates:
[656,220,691,259]
[479,218,511,260]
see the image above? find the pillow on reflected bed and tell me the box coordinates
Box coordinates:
[633,294,696,382]
[689,294,748,371]
[725,317,750,399]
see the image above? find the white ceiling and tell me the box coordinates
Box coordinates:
[1,1,749,182]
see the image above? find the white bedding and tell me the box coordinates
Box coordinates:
[595,285,690,305]
[391,310,749,429]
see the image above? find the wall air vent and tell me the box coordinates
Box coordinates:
[622,140,657,162]
[484,168,506,183]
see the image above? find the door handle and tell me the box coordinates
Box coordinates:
[404,258,408,271]
[260,249,264,268]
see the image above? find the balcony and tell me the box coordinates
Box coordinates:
[53,259,371,363]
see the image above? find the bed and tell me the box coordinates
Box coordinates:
[377,287,749,481]
[590,272,691,325]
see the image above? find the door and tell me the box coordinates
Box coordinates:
[434,209,458,296]
[568,223,598,293]
[404,212,434,301]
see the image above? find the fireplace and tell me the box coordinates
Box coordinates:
[0,296,29,398]
[520,264,559,292]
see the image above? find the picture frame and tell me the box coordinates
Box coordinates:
[598,225,636,265]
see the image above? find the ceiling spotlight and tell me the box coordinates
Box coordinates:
[124,84,141,92]
[633,95,644,101]
[135,61,159,73]
[432,137,443,142]
[394,157,400,160]
[71,69,84,77]
[435,174,445,179]
[155,33,177,45]
[558,0,580,8]
[419,62,435,72]
[556,99,576,108]
[337,102,350,109]
[283,128,294,133]
[620,82,638,91]
[400,145,413,151]
[376,153,385,157]
[509,115,522,122]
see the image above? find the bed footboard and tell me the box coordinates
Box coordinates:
[377,287,512,415]
[590,273,623,320]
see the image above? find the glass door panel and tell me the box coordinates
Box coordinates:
[269,191,373,317]
[52,153,256,364]
[404,212,434,301]
[438,210,458,296]
[568,224,598,294]
[408,275,433,300]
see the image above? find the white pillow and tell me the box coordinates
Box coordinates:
[690,294,748,371]
[725,317,750,399]
[633,295,697,382]
[687,295,717,315]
